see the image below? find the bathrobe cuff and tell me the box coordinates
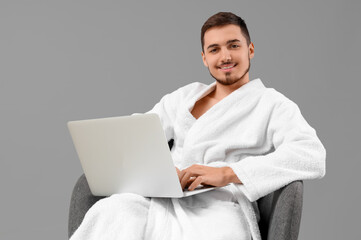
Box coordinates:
[229,162,261,202]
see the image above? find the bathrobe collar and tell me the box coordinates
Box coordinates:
[186,78,265,120]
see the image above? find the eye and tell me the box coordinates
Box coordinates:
[209,48,218,53]
[231,44,240,49]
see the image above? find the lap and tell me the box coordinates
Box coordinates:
[148,188,251,240]
[81,193,151,225]
[70,193,151,240]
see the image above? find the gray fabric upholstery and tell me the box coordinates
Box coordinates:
[257,181,303,240]
[68,174,105,239]
[68,175,303,239]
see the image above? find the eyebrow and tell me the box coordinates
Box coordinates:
[206,39,241,50]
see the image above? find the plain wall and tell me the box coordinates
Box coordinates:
[1,0,360,239]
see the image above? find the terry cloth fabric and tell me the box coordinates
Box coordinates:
[70,78,326,240]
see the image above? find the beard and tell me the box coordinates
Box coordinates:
[208,57,251,86]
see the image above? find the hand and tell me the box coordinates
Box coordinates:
[176,167,195,189]
[178,164,241,191]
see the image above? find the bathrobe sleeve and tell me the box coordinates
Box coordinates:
[131,93,178,141]
[141,82,199,142]
[229,99,326,202]
[143,82,198,142]
[143,92,179,142]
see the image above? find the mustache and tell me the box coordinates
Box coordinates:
[218,62,236,67]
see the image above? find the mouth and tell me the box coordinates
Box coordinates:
[218,63,237,72]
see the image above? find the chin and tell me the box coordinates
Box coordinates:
[213,72,241,85]
[208,63,250,86]
[216,78,240,86]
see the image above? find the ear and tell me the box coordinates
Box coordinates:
[201,51,209,67]
[249,42,255,59]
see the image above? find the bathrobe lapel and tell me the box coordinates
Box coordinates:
[177,79,266,168]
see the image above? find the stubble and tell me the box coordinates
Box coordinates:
[209,56,251,86]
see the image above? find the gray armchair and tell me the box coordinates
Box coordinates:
[68,175,303,239]
[68,140,304,239]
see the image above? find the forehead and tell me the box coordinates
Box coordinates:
[203,24,245,46]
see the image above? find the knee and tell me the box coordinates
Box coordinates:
[110,192,147,201]
[96,193,150,213]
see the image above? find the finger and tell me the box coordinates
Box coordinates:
[178,169,185,183]
[188,176,204,191]
[179,168,194,188]
[185,177,196,188]
[179,166,203,189]
[181,167,202,179]
[179,169,187,181]
[180,172,192,190]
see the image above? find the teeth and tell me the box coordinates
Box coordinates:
[221,65,234,69]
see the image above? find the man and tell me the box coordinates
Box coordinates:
[70,12,326,240]
[176,14,255,191]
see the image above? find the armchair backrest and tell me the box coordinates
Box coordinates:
[257,180,303,240]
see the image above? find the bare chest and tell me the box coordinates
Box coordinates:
[190,96,220,119]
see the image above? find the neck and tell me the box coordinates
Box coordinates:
[211,76,250,101]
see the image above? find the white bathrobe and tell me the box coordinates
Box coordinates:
[70,78,326,240]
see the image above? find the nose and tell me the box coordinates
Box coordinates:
[221,48,231,62]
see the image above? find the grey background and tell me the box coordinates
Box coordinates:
[1,0,360,239]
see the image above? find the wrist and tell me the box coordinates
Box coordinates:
[222,167,242,184]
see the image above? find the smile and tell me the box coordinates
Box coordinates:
[218,63,237,71]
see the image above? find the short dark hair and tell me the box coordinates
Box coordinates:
[201,12,251,52]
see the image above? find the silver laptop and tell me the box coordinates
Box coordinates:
[67,113,216,198]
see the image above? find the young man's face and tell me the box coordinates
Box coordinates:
[201,24,254,86]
